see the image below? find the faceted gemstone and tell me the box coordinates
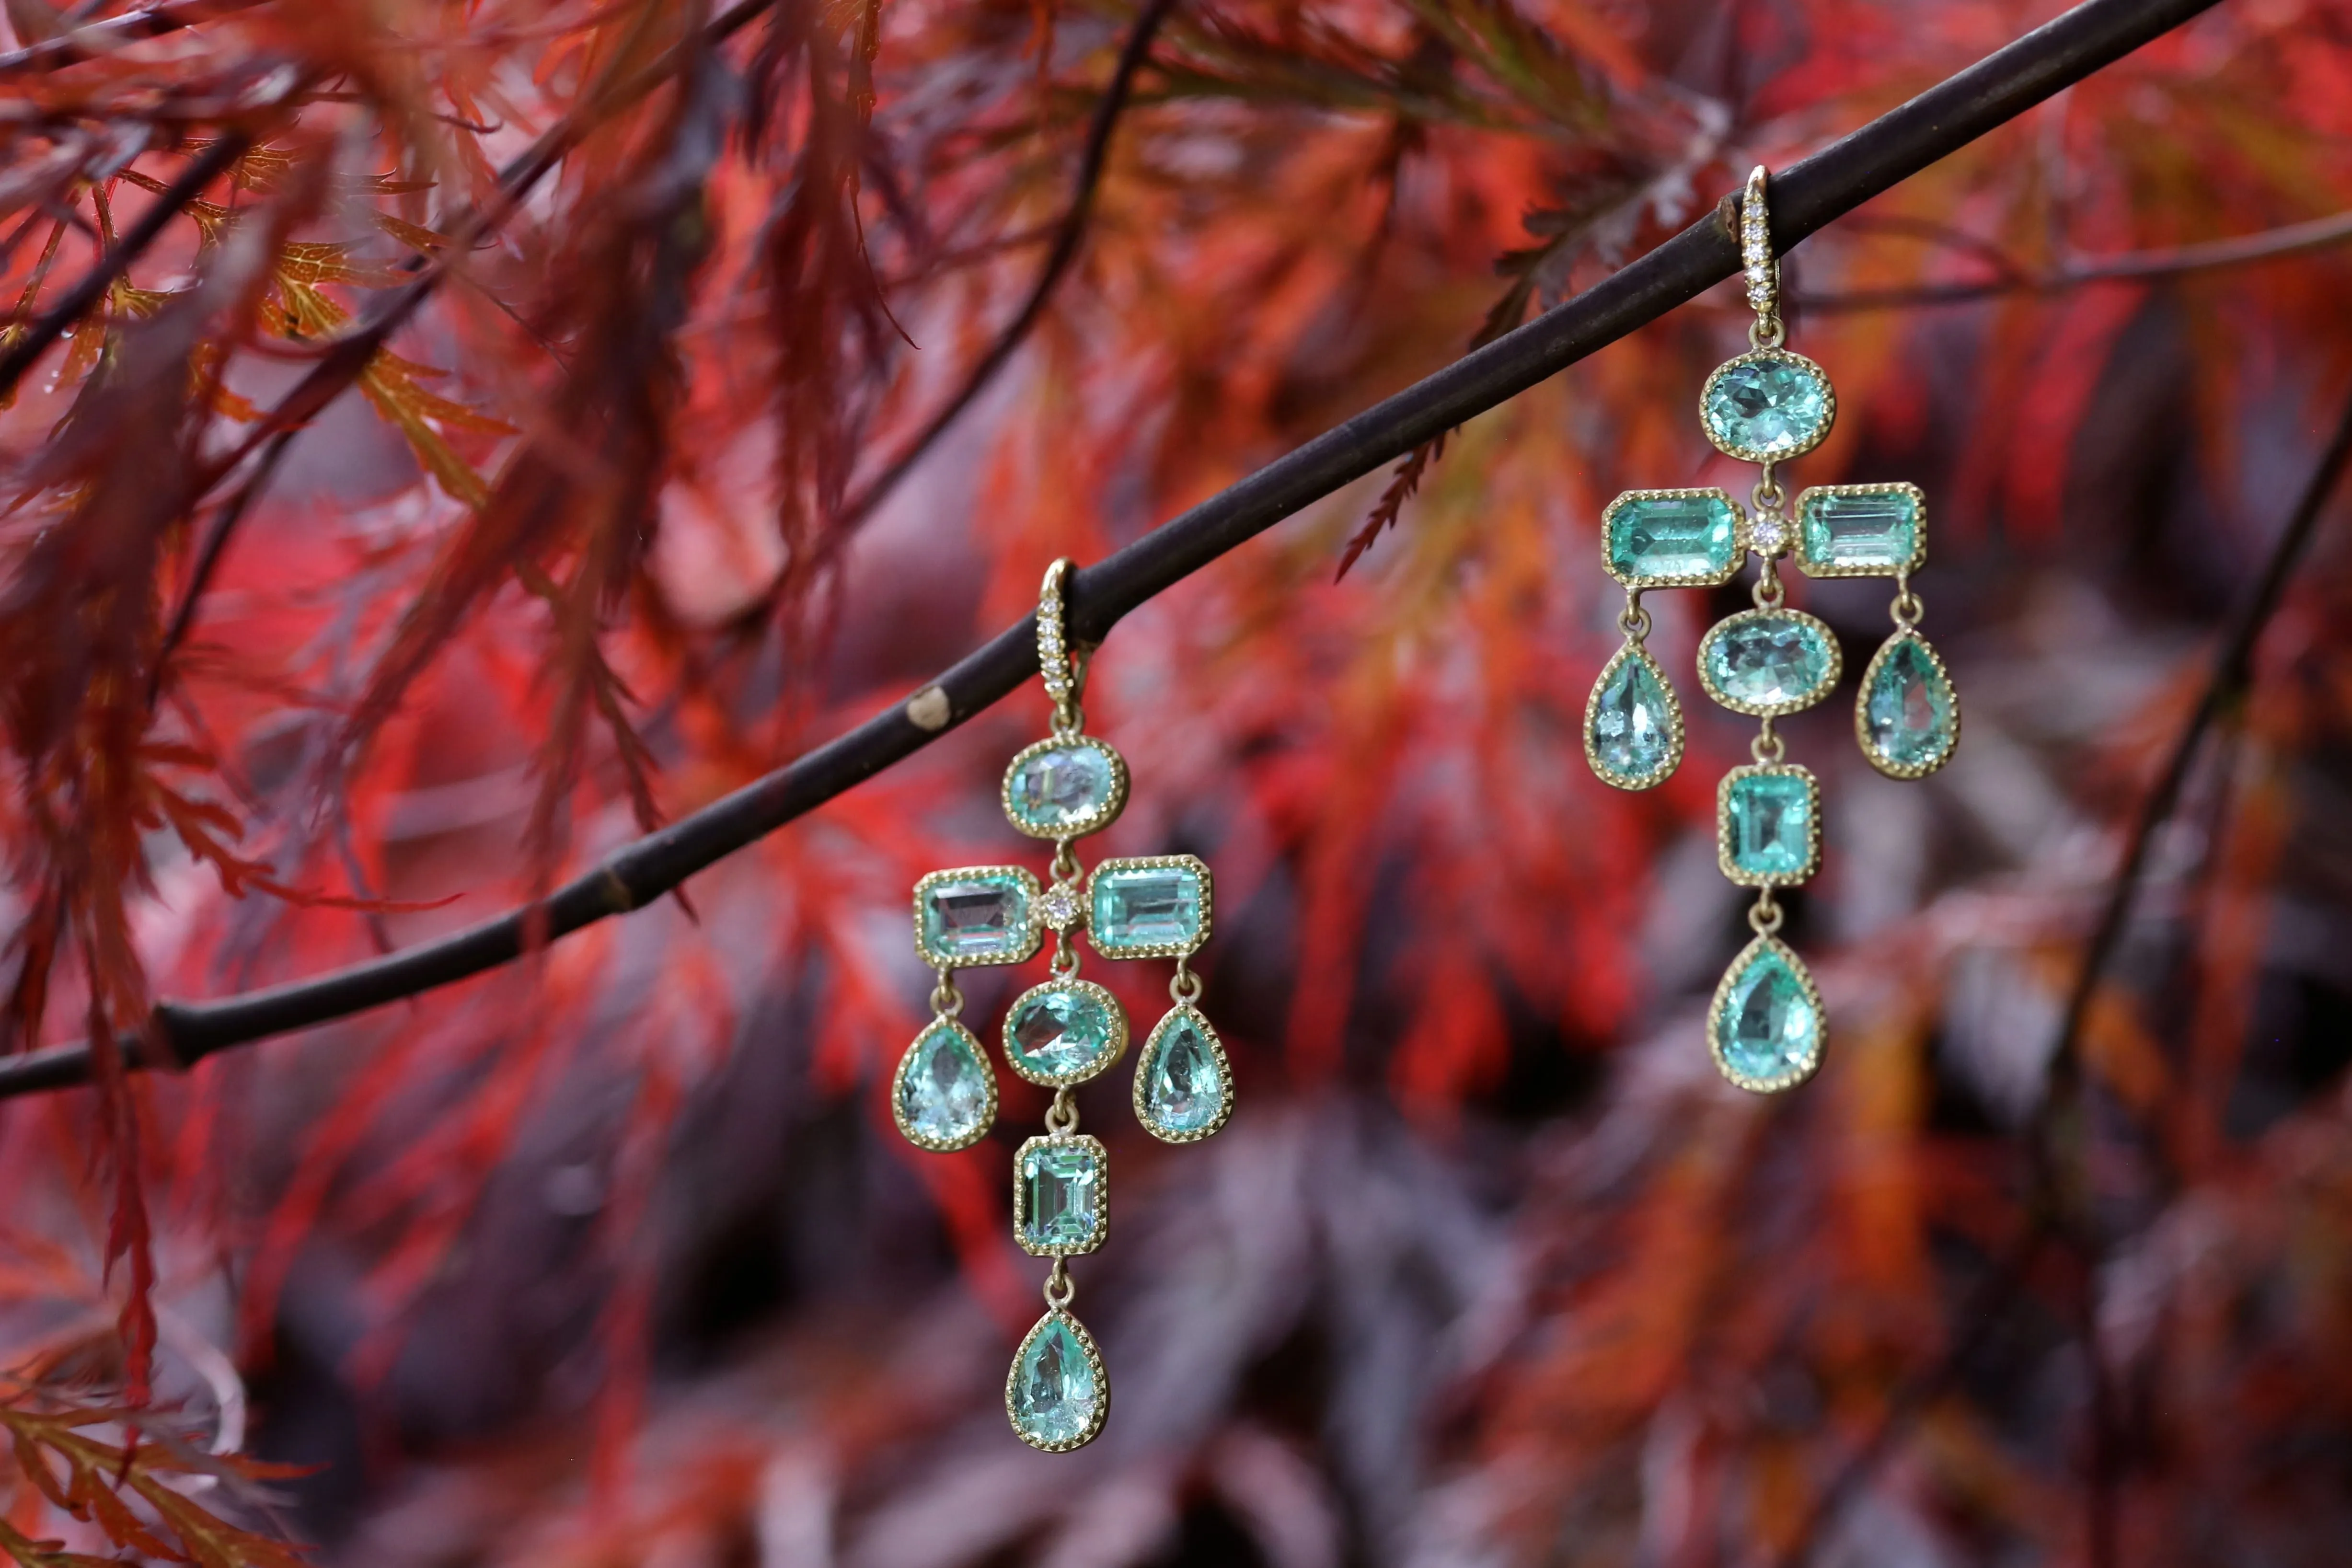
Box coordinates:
[1018,1137,1105,1254]
[1711,941,1824,1090]
[1038,882,1084,932]
[1586,645,1679,789]
[1700,611,1838,715]
[1605,491,1740,585]
[1799,486,1921,574]
[1703,353,1833,459]
[1091,859,1208,955]
[1723,770,1815,883]
[1005,982,1122,1084]
[1137,1008,1228,1140]
[918,871,1033,963]
[1005,739,1123,836]
[1008,1311,1104,1450]
[893,1021,992,1148]
[1860,633,1959,776]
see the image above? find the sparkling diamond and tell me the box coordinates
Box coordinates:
[1751,516,1788,555]
[1039,883,1084,930]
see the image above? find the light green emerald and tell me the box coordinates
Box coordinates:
[1724,772,1813,881]
[1006,984,1119,1082]
[1703,355,1833,459]
[1713,945,1822,1088]
[1800,487,1920,572]
[1140,1013,1225,1136]
[1092,864,1204,954]
[1862,635,1958,772]
[920,873,1031,962]
[1703,612,1837,714]
[1021,1140,1103,1252]
[1588,646,1677,787]
[1007,740,1120,834]
[1606,493,1739,584]
[895,1022,990,1144]
[1010,1314,1102,1448]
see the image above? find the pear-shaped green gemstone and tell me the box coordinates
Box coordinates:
[1137,1007,1230,1140]
[892,1021,993,1150]
[1586,645,1680,789]
[1710,940,1823,1091]
[1008,1310,1106,1451]
[1859,632,1959,777]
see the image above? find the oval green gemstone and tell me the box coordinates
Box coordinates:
[1005,982,1122,1084]
[1587,645,1680,788]
[1711,941,1823,1091]
[893,1021,992,1148]
[1703,352,1833,460]
[1005,738,1123,836]
[1009,1311,1105,1451]
[1860,633,1959,776]
[1137,1008,1229,1140]
[1700,611,1839,715]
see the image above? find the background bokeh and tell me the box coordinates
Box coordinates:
[1,1,2350,1565]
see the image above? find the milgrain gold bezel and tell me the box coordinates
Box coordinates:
[1002,978,1129,1088]
[1005,1308,1110,1453]
[1084,854,1212,960]
[1601,488,1748,589]
[889,1018,997,1152]
[1583,641,1685,791]
[911,865,1042,968]
[1707,934,1827,1095]
[1000,734,1130,841]
[1012,1133,1109,1258]
[1699,347,1837,463]
[1855,628,1961,781]
[1133,1004,1234,1144]
[1792,482,1927,578]
[1715,763,1821,889]
[1695,607,1842,718]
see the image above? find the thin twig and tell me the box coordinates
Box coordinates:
[835,0,1179,532]
[0,0,265,80]
[1795,207,2352,311]
[0,0,2227,1096]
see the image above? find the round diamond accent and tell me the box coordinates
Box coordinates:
[1039,883,1084,931]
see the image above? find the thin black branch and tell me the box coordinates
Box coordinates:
[0,0,265,80]
[1772,373,2352,1568]
[0,0,2226,1096]
[1796,206,2352,311]
[835,0,1180,531]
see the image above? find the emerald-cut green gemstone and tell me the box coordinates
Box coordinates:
[1137,1008,1229,1140]
[916,869,1035,965]
[1703,352,1833,460]
[1723,769,1815,884]
[1008,1311,1104,1450]
[1711,941,1823,1091]
[1089,858,1208,957]
[1699,611,1838,715]
[1005,738,1123,837]
[1798,485,1922,575]
[1587,644,1680,789]
[1005,981,1122,1085]
[1018,1136,1105,1254]
[1860,633,1959,776]
[893,1021,992,1149]
[1604,491,1740,585]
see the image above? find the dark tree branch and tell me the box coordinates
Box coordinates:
[0,0,2226,1097]
[0,0,265,80]
[836,0,1180,532]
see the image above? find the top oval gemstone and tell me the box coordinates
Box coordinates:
[1698,610,1841,716]
[1004,738,1126,838]
[1701,351,1834,461]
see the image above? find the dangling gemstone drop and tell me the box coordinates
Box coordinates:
[1007,1309,1107,1451]
[1708,936,1825,1092]
[890,1019,995,1151]
[1857,629,1960,778]
[1585,643,1682,790]
[1134,1006,1232,1142]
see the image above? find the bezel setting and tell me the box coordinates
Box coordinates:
[911,865,1042,968]
[1856,627,1961,781]
[1000,734,1130,840]
[1601,487,1748,589]
[1012,1133,1110,1258]
[1699,347,1837,462]
[1695,607,1843,718]
[1005,1308,1110,1453]
[1001,977,1129,1087]
[1716,763,1821,888]
[1792,482,1927,578]
[1583,640,1685,791]
[1086,854,1213,959]
[1133,1003,1235,1144]
[1707,933,1827,1094]
[889,1018,998,1152]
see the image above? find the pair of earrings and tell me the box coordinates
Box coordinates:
[1583,166,1961,1093]
[893,559,1234,1453]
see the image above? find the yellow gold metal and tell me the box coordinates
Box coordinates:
[888,1018,997,1152]
[911,865,1043,968]
[1694,606,1842,717]
[1699,348,1836,462]
[1001,976,1130,1088]
[1740,165,1782,347]
[1005,1308,1111,1453]
[1012,1133,1110,1258]
[1001,734,1130,840]
[1085,853,1213,959]
[1601,487,1748,589]
[1706,933,1826,1094]
[1792,482,1928,578]
[1583,640,1684,791]
[1133,1003,1235,1145]
[1715,762,1822,888]
[1855,627,1961,780]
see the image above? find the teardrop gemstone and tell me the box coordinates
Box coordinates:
[1708,936,1824,1092]
[891,1020,995,1151]
[1697,609,1841,716]
[1857,630,1959,778]
[1007,1309,1107,1452]
[1585,644,1682,790]
[1003,979,1127,1086]
[1135,1005,1232,1142]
